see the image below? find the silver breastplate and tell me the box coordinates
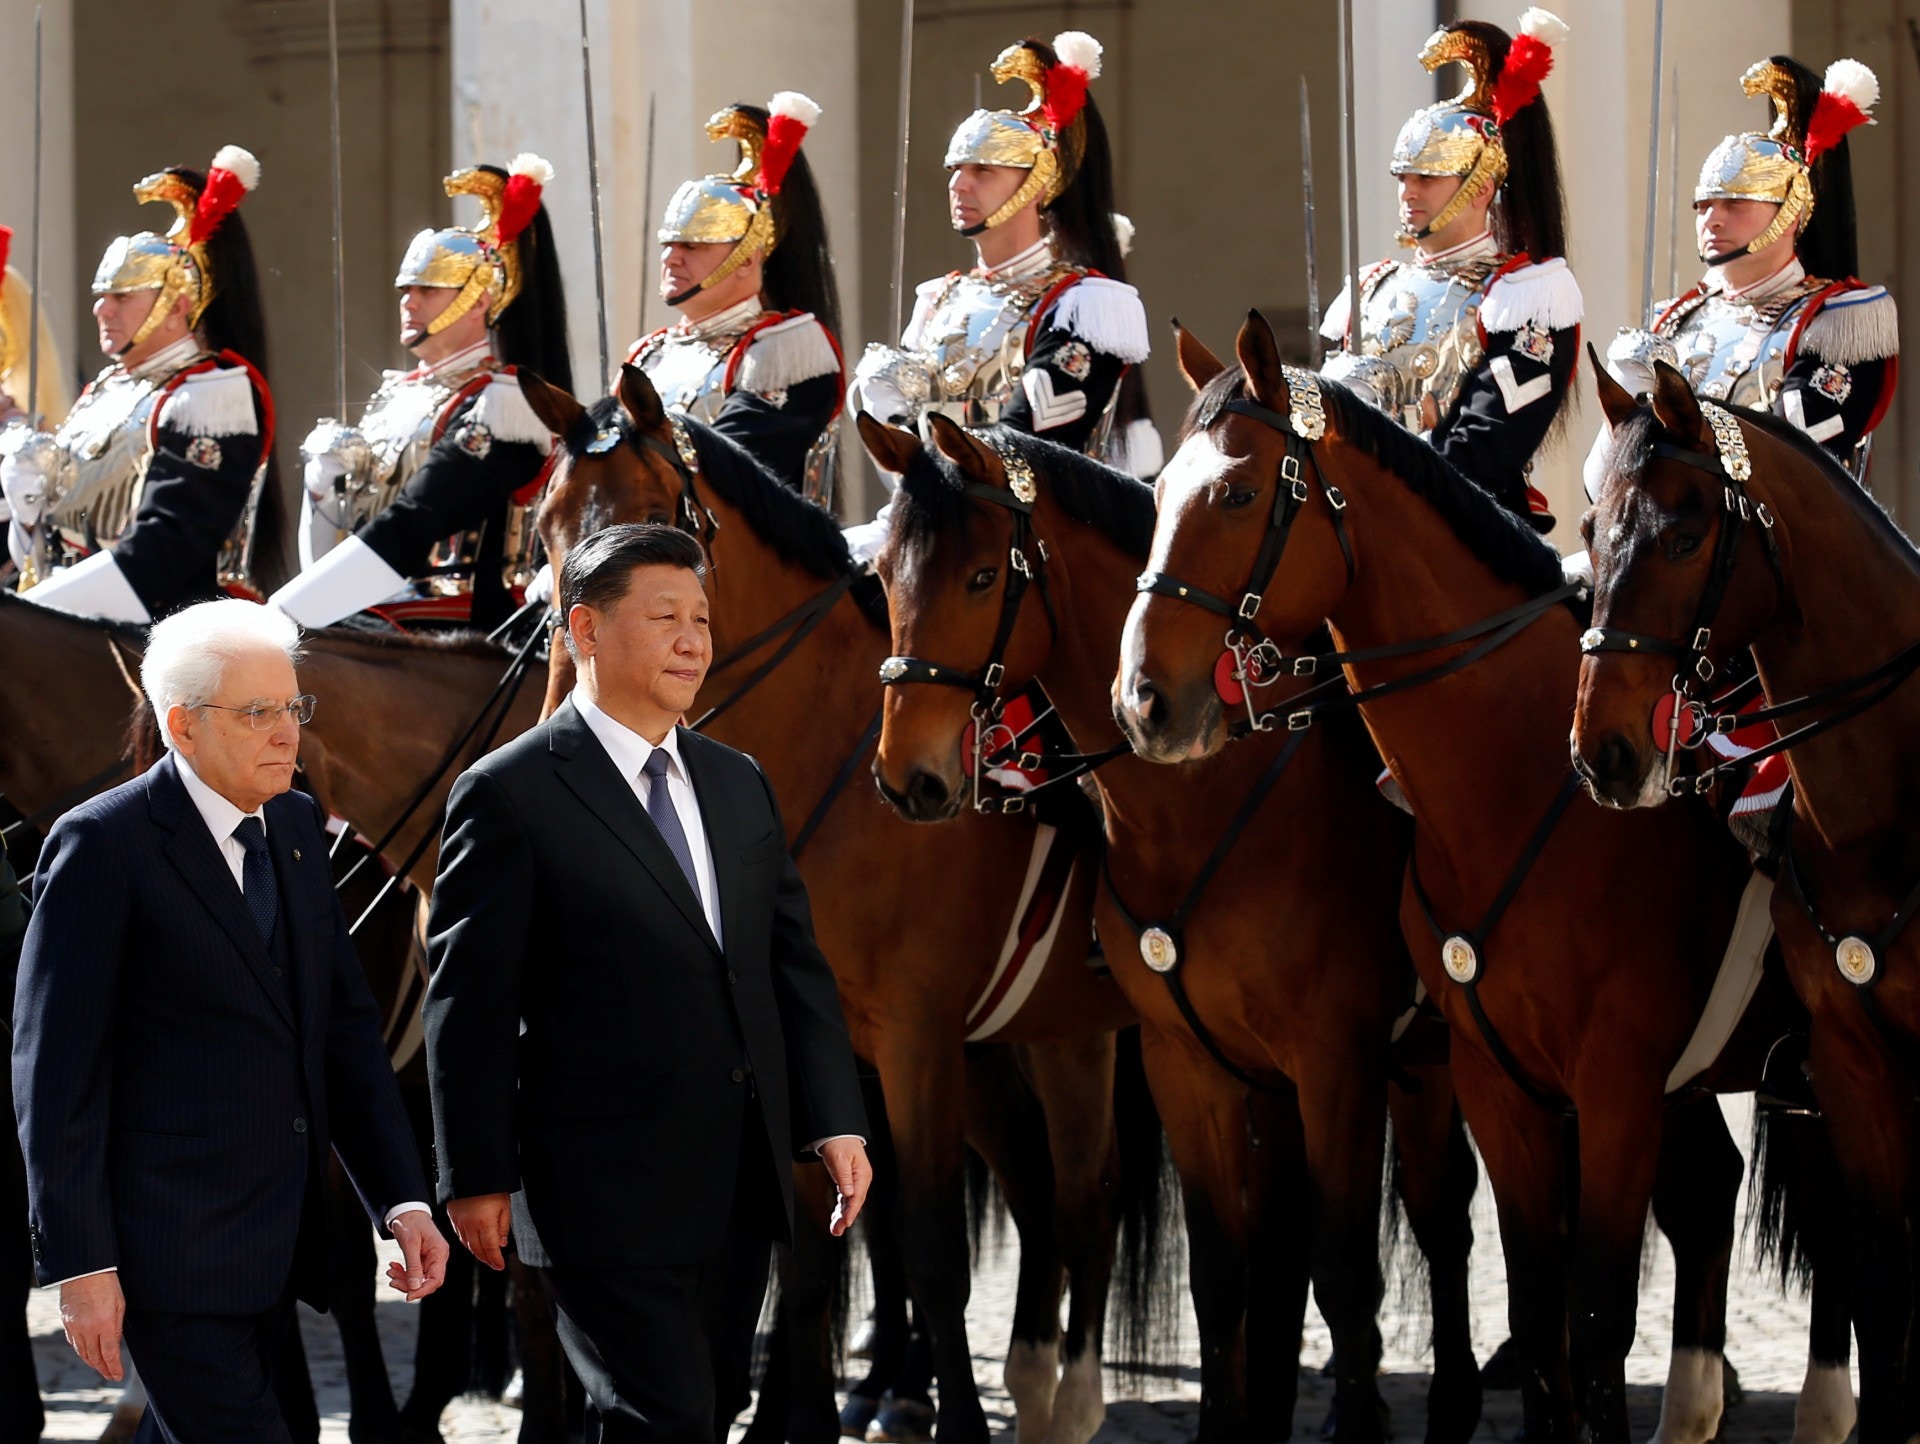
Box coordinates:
[45,365,171,548]
[335,365,482,531]
[1320,256,1498,428]
[635,327,748,423]
[915,268,1073,423]
[1658,281,1822,411]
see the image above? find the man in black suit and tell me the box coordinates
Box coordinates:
[11,599,448,1442]
[425,522,870,1443]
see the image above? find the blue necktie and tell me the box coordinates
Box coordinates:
[641,748,701,898]
[232,816,278,944]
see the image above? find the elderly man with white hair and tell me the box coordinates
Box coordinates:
[11,598,446,1443]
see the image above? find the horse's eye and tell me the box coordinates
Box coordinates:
[967,567,998,592]
[1222,488,1259,510]
[1667,531,1704,560]
[646,510,671,527]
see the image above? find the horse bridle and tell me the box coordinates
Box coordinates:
[1576,403,1785,798]
[1136,371,1579,737]
[584,409,719,550]
[876,441,1066,814]
[1135,377,1354,735]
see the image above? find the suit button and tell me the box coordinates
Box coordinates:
[730,1069,745,1083]
[727,970,738,985]
[293,1117,308,1134]
[273,966,284,977]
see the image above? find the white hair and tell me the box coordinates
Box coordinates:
[141,600,304,750]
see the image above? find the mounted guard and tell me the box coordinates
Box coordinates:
[1320,7,1580,531]
[3,146,272,622]
[846,29,1155,562]
[1595,56,1896,480]
[633,93,845,505]
[271,154,571,632]
[1590,55,1898,835]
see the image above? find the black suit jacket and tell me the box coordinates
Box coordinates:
[10,754,427,1314]
[423,699,866,1270]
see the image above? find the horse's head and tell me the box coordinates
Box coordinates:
[1571,354,1790,808]
[861,412,1060,822]
[523,364,714,713]
[1118,312,1356,763]
[524,363,707,564]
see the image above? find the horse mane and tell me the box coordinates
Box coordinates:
[0,586,147,640]
[893,427,1158,562]
[563,398,888,630]
[304,622,511,658]
[1183,367,1569,599]
[1613,404,1920,567]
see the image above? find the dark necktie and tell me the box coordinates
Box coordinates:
[232,816,278,945]
[641,748,701,899]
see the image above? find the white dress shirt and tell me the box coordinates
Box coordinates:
[569,694,862,1157]
[573,693,723,946]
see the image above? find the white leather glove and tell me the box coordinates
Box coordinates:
[525,561,554,607]
[303,450,349,500]
[1,444,50,528]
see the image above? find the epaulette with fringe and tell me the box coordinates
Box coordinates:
[1796,282,1899,366]
[464,368,554,451]
[1041,275,1150,364]
[1479,256,1584,333]
[1318,260,1397,342]
[155,362,261,438]
[733,312,844,392]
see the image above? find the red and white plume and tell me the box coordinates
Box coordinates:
[757,92,821,198]
[496,153,552,247]
[1807,59,1879,162]
[1491,8,1567,126]
[1042,30,1102,136]
[0,224,11,278]
[187,144,260,246]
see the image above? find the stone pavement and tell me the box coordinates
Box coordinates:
[27,1096,1831,1442]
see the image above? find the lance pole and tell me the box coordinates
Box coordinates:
[1639,0,1668,324]
[1300,77,1321,367]
[1335,0,1360,343]
[577,0,610,388]
[26,6,44,429]
[327,0,346,419]
[888,0,916,340]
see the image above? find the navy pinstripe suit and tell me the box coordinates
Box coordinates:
[11,752,425,1435]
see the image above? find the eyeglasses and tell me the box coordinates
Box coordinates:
[197,695,318,730]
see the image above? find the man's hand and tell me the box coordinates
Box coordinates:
[386,1209,451,1301]
[447,1193,513,1271]
[60,1272,126,1382]
[820,1138,871,1237]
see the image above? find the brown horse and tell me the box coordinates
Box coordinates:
[857,408,1483,1444]
[517,364,1151,1444]
[1113,312,1820,1444]
[1572,359,1916,1443]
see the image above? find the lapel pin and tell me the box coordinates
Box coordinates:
[293,849,302,861]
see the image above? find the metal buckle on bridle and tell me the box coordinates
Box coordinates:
[982,662,1005,691]
[1238,592,1264,622]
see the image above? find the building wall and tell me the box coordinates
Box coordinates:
[0,0,78,405]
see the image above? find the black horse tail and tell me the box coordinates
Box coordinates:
[1746,1101,1831,1291]
[1107,1025,1183,1374]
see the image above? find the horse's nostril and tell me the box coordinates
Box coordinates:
[906,769,950,815]
[1596,733,1638,788]
[1133,677,1167,726]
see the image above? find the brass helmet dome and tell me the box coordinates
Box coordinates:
[658,91,822,305]
[1390,8,1566,245]
[944,30,1103,236]
[92,144,261,352]
[394,153,554,336]
[1695,57,1879,263]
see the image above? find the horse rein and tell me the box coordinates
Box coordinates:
[1577,403,1786,799]
[1137,372,1580,737]
[584,409,719,553]
[877,441,1088,816]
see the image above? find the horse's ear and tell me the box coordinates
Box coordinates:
[617,363,669,431]
[1173,319,1225,392]
[1233,309,1287,410]
[517,369,585,439]
[1648,360,1707,446]
[925,412,996,481]
[1588,342,1639,430]
[856,410,922,474]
